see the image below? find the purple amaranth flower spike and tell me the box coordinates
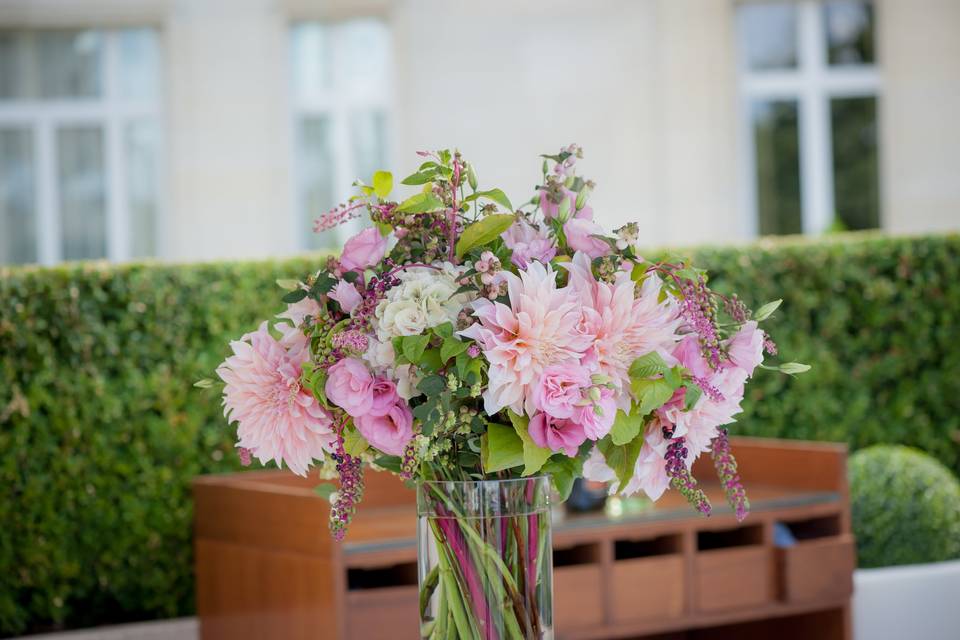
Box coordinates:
[315,201,365,233]
[711,428,750,522]
[678,277,723,370]
[664,431,712,516]
[692,375,725,403]
[763,334,778,356]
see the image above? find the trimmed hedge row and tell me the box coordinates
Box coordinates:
[1,232,958,635]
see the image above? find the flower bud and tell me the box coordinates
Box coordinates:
[575,186,591,211]
[557,197,572,223]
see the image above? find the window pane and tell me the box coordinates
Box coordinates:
[737,3,798,71]
[57,126,107,260]
[126,120,161,257]
[0,128,37,263]
[117,29,161,101]
[339,21,390,93]
[831,97,880,230]
[0,31,36,99]
[291,24,333,99]
[825,1,875,66]
[349,110,387,184]
[752,100,802,236]
[38,30,103,99]
[298,116,337,249]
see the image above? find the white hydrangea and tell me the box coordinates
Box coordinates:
[374,263,472,341]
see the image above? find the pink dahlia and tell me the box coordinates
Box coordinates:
[459,261,594,415]
[217,322,334,476]
[563,252,681,409]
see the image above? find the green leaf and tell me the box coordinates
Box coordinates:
[663,366,683,389]
[481,422,524,473]
[375,221,393,236]
[401,168,438,186]
[417,374,446,396]
[418,349,443,372]
[632,377,676,416]
[193,378,214,389]
[463,188,513,212]
[395,192,444,214]
[683,382,703,411]
[609,410,644,446]
[372,170,393,199]
[598,435,644,492]
[754,299,783,322]
[455,214,515,258]
[441,338,471,363]
[508,411,552,476]
[629,351,667,379]
[402,334,431,364]
[542,456,581,500]
[276,278,300,291]
[343,426,368,457]
[313,483,337,501]
[432,322,454,339]
[374,455,403,474]
[282,288,308,303]
[779,362,812,375]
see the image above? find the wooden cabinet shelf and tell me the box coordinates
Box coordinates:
[195,437,854,640]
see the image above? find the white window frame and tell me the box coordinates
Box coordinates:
[0,29,164,265]
[737,0,880,236]
[289,20,392,250]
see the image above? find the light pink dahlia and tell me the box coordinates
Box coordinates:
[563,252,682,409]
[217,322,334,476]
[459,261,594,415]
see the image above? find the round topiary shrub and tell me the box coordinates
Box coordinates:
[849,445,960,568]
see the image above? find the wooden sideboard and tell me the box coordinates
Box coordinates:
[194,437,855,640]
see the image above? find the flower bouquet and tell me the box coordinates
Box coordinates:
[212,145,807,639]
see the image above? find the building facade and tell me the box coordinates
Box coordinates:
[0,0,958,264]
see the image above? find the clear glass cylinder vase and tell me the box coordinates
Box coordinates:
[417,477,554,640]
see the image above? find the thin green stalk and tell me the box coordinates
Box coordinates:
[433,520,481,640]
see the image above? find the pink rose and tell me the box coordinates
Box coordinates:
[533,363,591,419]
[340,228,387,272]
[564,218,611,259]
[355,401,414,455]
[368,377,399,417]
[571,386,617,440]
[725,320,764,377]
[325,357,374,417]
[528,413,586,457]
[329,280,363,313]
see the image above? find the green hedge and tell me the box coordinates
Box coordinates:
[1,232,958,635]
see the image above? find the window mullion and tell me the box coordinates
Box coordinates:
[103,33,129,261]
[35,120,60,265]
[798,0,834,235]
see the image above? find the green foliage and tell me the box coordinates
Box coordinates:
[2,232,959,634]
[455,214,515,258]
[848,445,960,568]
[507,411,551,476]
